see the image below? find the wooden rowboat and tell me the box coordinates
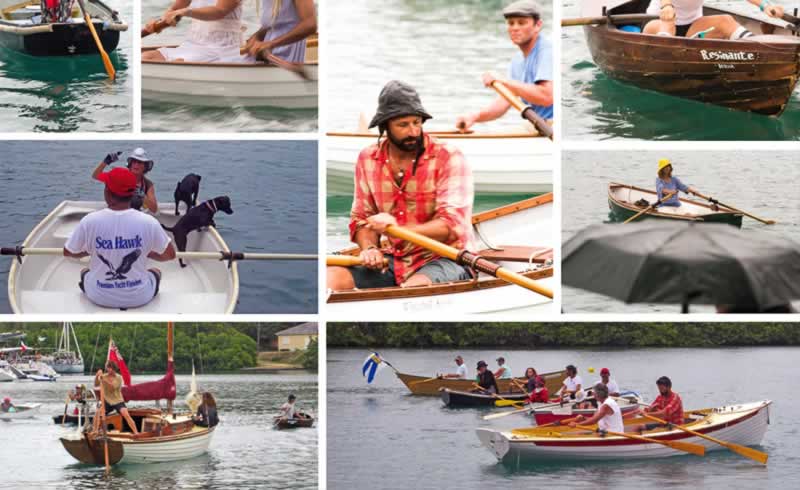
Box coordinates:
[327,194,555,315]
[0,403,40,420]
[395,370,566,397]
[608,183,743,227]
[52,412,95,425]
[581,0,800,115]
[141,38,318,108]
[440,389,528,408]
[8,201,239,314]
[0,0,126,56]
[273,413,315,429]
[326,130,552,195]
[477,400,771,463]
[531,393,643,425]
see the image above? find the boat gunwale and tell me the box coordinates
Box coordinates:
[0,0,127,29]
[397,370,567,395]
[107,424,215,445]
[326,130,544,140]
[608,182,742,219]
[140,49,319,68]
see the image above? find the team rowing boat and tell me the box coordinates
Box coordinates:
[477,400,771,463]
[7,201,239,314]
[0,0,126,56]
[395,370,567,396]
[608,183,743,227]
[327,194,555,315]
[326,130,552,195]
[580,0,800,115]
[531,393,643,425]
[141,38,318,108]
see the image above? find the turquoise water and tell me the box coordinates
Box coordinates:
[0,0,131,132]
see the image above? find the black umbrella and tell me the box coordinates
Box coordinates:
[562,221,800,312]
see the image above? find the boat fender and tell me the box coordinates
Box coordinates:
[618,25,641,33]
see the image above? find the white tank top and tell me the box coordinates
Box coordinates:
[189,0,244,47]
[647,0,704,26]
[597,398,625,433]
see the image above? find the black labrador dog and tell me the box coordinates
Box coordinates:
[173,173,202,216]
[162,196,234,268]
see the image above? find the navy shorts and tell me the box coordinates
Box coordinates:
[349,254,472,289]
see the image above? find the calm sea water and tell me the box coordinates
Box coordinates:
[328,346,799,489]
[140,0,317,133]
[326,0,552,131]
[562,151,800,313]
[0,1,131,132]
[0,141,318,313]
[0,372,318,489]
[561,0,800,140]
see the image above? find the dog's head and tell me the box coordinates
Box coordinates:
[188,173,202,182]
[213,196,233,215]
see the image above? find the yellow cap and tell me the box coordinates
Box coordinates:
[657,158,672,174]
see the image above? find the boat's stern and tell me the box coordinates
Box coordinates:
[60,433,124,465]
[476,428,511,461]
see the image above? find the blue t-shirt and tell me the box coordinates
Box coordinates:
[656,176,689,207]
[509,37,553,120]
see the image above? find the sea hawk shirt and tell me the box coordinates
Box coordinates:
[65,208,171,308]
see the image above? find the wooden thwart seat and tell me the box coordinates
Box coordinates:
[476,246,552,263]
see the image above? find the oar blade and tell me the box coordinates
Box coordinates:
[727,443,768,464]
[495,399,524,407]
[666,440,705,456]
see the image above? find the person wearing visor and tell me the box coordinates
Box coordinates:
[456,0,553,132]
[326,80,474,290]
[93,148,158,213]
[64,167,176,310]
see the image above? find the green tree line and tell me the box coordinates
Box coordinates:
[328,323,800,348]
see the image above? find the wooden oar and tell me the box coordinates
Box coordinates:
[574,424,705,456]
[623,190,676,224]
[97,374,110,475]
[689,191,775,225]
[239,44,311,80]
[469,383,523,408]
[489,80,553,140]
[383,225,553,298]
[141,17,180,38]
[641,413,767,464]
[0,246,316,264]
[562,14,658,27]
[326,255,389,267]
[780,13,800,33]
[482,398,566,421]
[408,376,439,386]
[75,0,115,81]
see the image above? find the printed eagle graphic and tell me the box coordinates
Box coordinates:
[98,250,142,280]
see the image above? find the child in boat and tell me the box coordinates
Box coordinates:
[193,392,219,428]
[279,394,303,421]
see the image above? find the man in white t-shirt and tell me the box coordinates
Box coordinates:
[63,167,175,309]
[598,368,621,397]
[442,355,468,379]
[558,364,583,399]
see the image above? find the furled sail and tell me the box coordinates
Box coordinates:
[121,360,176,401]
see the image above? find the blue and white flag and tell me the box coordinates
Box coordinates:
[362,352,385,384]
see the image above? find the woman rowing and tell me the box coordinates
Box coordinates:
[655,158,717,209]
[142,0,245,62]
[242,0,317,62]
[644,0,784,39]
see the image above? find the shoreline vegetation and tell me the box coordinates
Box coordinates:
[328,323,800,348]
[1,323,317,373]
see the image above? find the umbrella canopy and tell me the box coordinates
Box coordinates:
[562,222,800,311]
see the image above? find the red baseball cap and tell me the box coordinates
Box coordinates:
[600,368,610,376]
[98,167,137,197]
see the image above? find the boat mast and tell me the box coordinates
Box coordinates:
[69,322,83,362]
[167,322,174,415]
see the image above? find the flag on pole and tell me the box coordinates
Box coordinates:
[20,341,28,353]
[362,352,386,384]
[107,338,132,386]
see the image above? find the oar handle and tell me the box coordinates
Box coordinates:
[326,255,389,267]
[489,81,553,140]
[689,191,775,225]
[561,14,658,27]
[142,17,181,38]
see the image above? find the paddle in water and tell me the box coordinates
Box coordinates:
[75,0,115,81]
[689,191,775,225]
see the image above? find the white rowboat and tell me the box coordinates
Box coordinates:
[326,131,552,195]
[0,403,41,420]
[8,201,239,314]
[477,401,771,463]
[141,41,318,108]
[327,194,554,316]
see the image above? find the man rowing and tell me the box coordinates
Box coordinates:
[326,81,474,290]
[644,0,784,39]
[93,148,158,212]
[64,167,176,309]
[494,357,513,379]
[474,360,499,395]
[641,376,685,424]
[557,364,583,400]
[455,0,553,132]
[569,383,624,433]
[597,368,621,397]
[441,355,468,379]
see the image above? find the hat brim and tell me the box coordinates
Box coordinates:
[368,110,433,129]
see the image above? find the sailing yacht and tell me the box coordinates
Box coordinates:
[50,322,85,374]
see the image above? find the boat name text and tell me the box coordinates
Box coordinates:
[699,50,755,62]
[95,235,144,250]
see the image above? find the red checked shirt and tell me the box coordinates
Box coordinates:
[649,391,684,424]
[349,134,474,284]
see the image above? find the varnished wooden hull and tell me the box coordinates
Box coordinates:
[396,371,566,396]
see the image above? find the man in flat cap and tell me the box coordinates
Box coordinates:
[456,0,553,131]
[327,80,474,291]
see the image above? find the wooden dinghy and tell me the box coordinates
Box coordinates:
[7,201,239,314]
[477,400,771,463]
[581,0,800,115]
[0,402,40,420]
[141,37,318,108]
[395,370,566,397]
[273,413,315,429]
[440,388,528,408]
[0,0,126,56]
[327,194,555,315]
[52,412,95,425]
[326,130,552,196]
[608,183,743,227]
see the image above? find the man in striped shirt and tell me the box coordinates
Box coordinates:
[327,81,475,291]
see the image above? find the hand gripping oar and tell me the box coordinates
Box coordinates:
[641,413,767,464]
[469,383,523,408]
[574,424,706,456]
[623,190,676,224]
[562,14,658,27]
[75,0,115,81]
[141,17,181,38]
[239,44,312,80]
[383,225,553,299]
[689,191,775,225]
[489,80,553,140]
[326,255,389,267]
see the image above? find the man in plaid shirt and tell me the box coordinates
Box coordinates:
[643,376,685,425]
[327,80,475,290]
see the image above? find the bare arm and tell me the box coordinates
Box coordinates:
[168,0,239,22]
[264,0,317,49]
[501,79,553,108]
[579,403,612,426]
[401,218,452,243]
[148,242,176,261]
[63,248,89,259]
[91,161,107,181]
